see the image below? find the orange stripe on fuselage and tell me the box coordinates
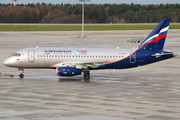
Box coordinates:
[105,33,167,65]
[105,55,132,65]
[56,67,59,75]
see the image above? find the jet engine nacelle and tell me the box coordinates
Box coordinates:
[56,67,81,76]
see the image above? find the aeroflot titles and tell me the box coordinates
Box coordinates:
[44,50,88,55]
[44,50,72,54]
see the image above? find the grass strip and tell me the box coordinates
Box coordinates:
[0,25,179,31]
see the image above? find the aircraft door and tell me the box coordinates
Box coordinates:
[130,52,136,63]
[28,50,35,62]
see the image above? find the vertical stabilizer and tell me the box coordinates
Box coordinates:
[139,19,170,51]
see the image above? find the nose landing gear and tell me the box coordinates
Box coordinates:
[19,73,24,78]
[19,68,24,78]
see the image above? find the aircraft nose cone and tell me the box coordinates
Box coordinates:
[3,59,10,66]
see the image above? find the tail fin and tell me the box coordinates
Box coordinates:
[139,19,170,51]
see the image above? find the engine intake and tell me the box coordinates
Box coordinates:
[56,67,81,76]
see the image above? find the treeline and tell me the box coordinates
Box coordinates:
[0,3,180,23]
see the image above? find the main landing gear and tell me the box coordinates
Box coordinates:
[19,68,24,78]
[84,71,90,79]
[83,70,90,82]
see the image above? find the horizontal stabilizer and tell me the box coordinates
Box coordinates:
[151,52,173,58]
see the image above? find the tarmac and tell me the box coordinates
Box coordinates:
[0,30,180,120]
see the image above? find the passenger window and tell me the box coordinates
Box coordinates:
[38,55,39,57]
[55,55,57,57]
[87,55,89,58]
[69,55,71,57]
[58,55,60,57]
[41,55,42,57]
[52,55,54,57]
[49,55,51,57]
[61,55,63,57]
[44,55,45,57]
[46,55,48,57]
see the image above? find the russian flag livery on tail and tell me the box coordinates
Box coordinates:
[103,19,173,68]
[3,19,176,81]
[139,19,170,51]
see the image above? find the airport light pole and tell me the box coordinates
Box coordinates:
[78,0,90,38]
[13,0,17,6]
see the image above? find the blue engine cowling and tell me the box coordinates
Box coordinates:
[56,67,81,76]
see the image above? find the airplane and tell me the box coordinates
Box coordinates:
[3,19,177,81]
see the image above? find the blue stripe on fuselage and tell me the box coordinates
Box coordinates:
[96,50,174,70]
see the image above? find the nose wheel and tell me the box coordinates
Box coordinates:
[19,68,24,78]
[19,74,24,78]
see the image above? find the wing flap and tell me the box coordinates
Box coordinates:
[52,61,105,69]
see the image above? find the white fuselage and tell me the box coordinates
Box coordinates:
[3,47,134,69]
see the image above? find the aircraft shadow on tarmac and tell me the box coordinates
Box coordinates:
[58,77,90,83]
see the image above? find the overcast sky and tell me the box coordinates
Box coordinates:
[1,0,179,5]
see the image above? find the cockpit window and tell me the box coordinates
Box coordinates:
[11,53,21,57]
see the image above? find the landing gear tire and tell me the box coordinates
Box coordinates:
[84,72,90,79]
[19,68,24,78]
[19,74,24,78]
[84,72,90,82]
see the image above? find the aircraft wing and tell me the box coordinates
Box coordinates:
[52,61,105,69]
